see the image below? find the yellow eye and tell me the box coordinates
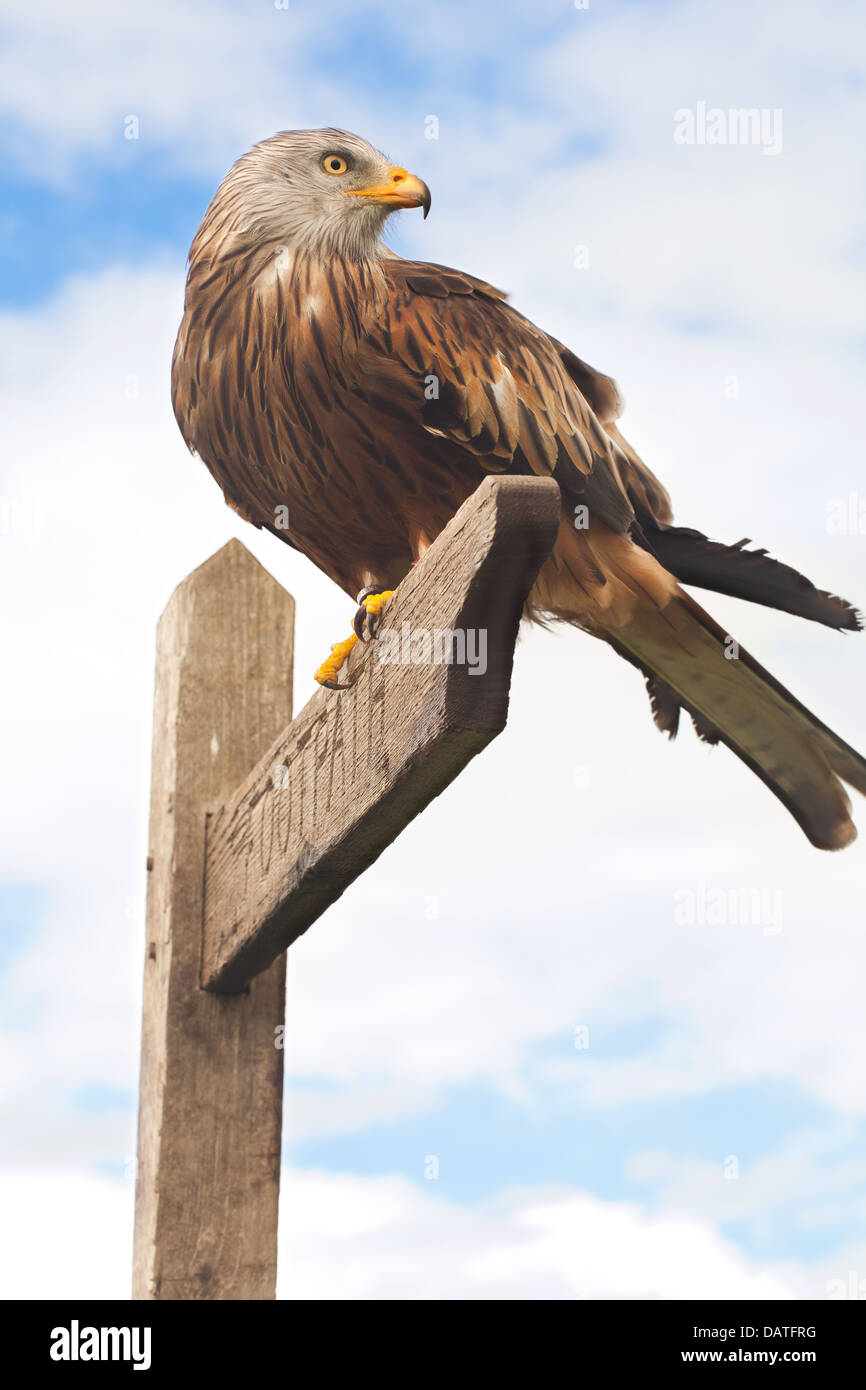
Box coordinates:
[321,154,349,176]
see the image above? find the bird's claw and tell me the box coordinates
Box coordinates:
[314,588,395,690]
[353,585,394,642]
[314,634,361,690]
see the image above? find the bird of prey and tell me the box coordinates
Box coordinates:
[172,128,866,850]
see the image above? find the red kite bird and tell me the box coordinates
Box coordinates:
[172,129,866,849]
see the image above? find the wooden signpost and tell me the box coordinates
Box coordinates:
[132,474,561,1299]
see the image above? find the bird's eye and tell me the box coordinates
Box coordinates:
[321,154,349,176]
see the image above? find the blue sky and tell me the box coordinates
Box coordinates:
[1,0,866,1298]
[0,160,206,306]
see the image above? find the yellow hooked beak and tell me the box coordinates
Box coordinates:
[347,166,431,218]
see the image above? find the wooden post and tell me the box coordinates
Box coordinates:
[133,540,294,1300]
[133,475,560,1300]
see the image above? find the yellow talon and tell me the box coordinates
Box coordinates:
[314,589,395,690]
[314,633,359,688]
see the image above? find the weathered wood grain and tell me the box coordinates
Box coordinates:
[202,475,561,994]
[133,540,294,1300]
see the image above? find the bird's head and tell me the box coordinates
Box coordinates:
[195,128,431,264]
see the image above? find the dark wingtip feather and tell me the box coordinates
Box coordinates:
[641,523,864,632]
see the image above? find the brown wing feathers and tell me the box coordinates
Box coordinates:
[374,260,636,534]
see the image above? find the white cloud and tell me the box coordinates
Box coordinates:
[0,1,324,182]
[279,1171,802,1299]
[628,1126,866,1238]
[0,1171,134,1299]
